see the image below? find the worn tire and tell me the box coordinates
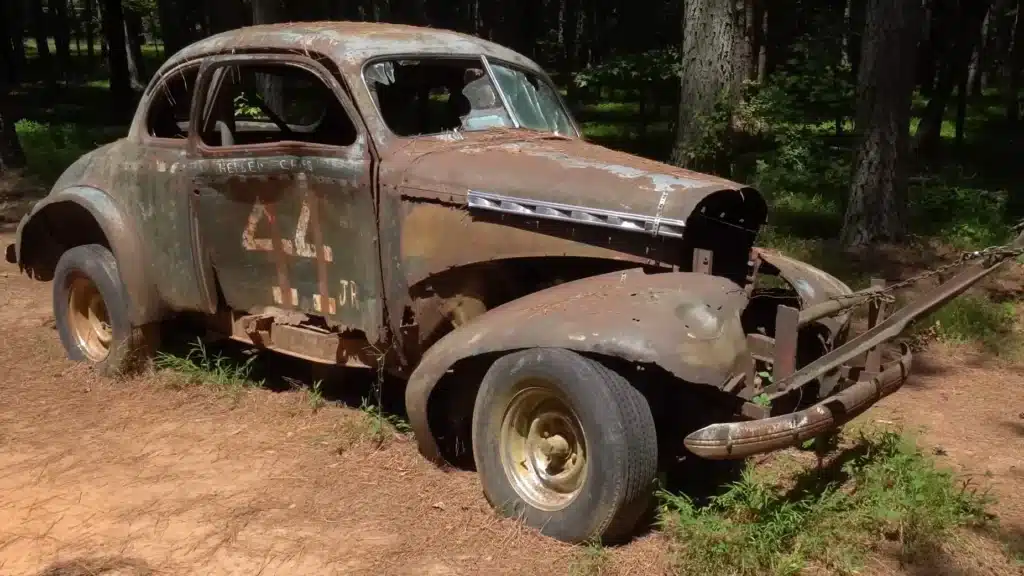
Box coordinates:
[53,244,158,377]
[471,348,658,543]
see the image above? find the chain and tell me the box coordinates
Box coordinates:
[829,242,1024,305]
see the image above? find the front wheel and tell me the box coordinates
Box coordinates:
[471,348,658,543]
[53,244,158,377]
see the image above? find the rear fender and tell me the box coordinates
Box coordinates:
[15,186,161,325]
[405,268,750,462]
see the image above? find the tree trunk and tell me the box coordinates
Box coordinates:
[969,9,990,97]
[562,0,581,103]
[1006,0,1024,122]
[101,0,132,114]
[0,81,26,173]
[52,0,72,80]
[917,0,939,97]
[30,0,54,82]
[157,0,183,55]
[956,69,969,145]
[671,0,752,171]
[915,0,991,157]
[848,0,866,84]
[123,10,146,91]
[9,0,27,77]
[84,0,95,63]
[252,0,284,114]
[1,2,16,84]
[208,0,246,34]
[841,0,923,249]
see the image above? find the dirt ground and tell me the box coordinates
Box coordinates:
[1,219,1022,574]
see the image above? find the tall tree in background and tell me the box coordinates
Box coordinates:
[83,0,95,64]
[0,57,25,173]
[101,0,131,113]
[914,0,991,156]
[30,0,54,84]
[671,0,754,170]
[52,0,72,79]
[1006,0,1024,122]
[841,0,923,248]
[123,5,146,90]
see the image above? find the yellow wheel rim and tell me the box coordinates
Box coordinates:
[67,273,112,362]
[499,382,588,511]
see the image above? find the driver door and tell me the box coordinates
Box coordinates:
[187,53,383,341]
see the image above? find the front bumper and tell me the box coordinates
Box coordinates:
[685,344,912,459]
[683,232,1023,460]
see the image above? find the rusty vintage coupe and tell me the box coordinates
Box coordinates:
[7,23,1018,543]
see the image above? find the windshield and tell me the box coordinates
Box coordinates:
[488,63,575,136]
[363,57,576,138]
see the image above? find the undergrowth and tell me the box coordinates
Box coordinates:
[154,338,262,397]
[659,431,995,576]
[915,294,1020,355]
[568,539,610,576]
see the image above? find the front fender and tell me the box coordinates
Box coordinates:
[754,248,854,340]
[405,268,750,462]
[16,186,161,326]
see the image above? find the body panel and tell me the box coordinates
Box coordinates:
[186,53,384,341]
[404,268,751,462]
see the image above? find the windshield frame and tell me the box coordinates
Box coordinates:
[359,53,581,140]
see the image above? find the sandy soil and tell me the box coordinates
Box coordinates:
[0,221,1021,575]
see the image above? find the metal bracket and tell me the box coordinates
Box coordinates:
[693,248,713,275]
[772,305,801,389]
[865,278,888,375]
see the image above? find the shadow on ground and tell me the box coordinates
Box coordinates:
[34,556,153,576]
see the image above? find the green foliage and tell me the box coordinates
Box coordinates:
[155,338,263,395]
[573,48,681,90]
[568,539,609,576]
[917,294,1019,354]
[359,396,412,437]
[909,179,1011,250]
[14,120,123,184]
[659,431,994,576]
[233,93,266,120]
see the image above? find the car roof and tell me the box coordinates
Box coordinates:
[156,21,542,77]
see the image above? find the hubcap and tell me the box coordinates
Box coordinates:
[499,383,587,511]
[68,273,112,362]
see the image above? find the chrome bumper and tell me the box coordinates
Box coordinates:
[684,344,912,459]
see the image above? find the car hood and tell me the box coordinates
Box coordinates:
[391,134,767,234]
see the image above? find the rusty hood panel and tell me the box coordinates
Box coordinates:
[391,134,766,228]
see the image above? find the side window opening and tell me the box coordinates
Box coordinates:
[147,66,199,139]
[200,62,358,148]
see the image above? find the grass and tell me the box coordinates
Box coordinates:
[915,294,1021,354]
[359,396,413,438]
[568,540,610,576]
[154,338,263,399]
[658,430,996,576]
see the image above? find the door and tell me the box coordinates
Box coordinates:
[132,61,213,313]
[187,53,383,341]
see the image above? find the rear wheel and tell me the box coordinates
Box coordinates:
[53,244,158,376]
[472,348,657,543]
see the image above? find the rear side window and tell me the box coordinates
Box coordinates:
[147,66,199,139]
[200,62,358,148]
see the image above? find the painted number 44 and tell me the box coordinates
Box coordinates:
[242,199,358,311]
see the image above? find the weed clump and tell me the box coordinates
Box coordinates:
[917,294,1019,354]
[659,431,994,576]
[154,338,263,396]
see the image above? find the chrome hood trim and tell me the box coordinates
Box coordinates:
[467,190,687,239]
